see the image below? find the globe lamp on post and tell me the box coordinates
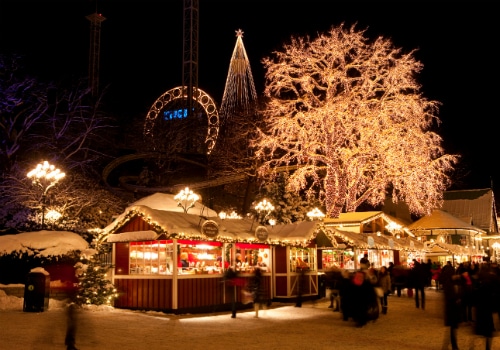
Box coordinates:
[174,187,200,214]
[27,161,65,229]
[306,207,325,221]
[254,199,275,225]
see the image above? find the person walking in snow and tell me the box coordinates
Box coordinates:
[377,266,391,315]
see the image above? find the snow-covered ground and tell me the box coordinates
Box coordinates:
[1,288,498,350]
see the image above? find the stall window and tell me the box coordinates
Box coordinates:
[130,240,173,275]
[321,249,350,269]
[290,247,316,272]
[130,240,225,275]
[177,240,224,274]
[234,243,271,273]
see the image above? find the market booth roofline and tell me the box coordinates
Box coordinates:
[323,211,414,237]
[99,193,322,314]
[319,211,422,269]
[407,209,486,264]
[101,204,318,245]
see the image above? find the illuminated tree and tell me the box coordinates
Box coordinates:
[75,250,117,306]
[210,29,259,178]
[253,24,458,218]
[208,29,261,212]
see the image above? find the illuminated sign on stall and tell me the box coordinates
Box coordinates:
[201,220,219,238]
[255,226,269,241]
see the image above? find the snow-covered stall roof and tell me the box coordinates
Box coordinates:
[102,205,319,246]
[323,211,414,237]
[129,192,218,217]
[0,230,88,257]
[328,229,377,250]
[407,209,485,235]
[267,220,318,246]
[397,236,426,252]
[324,211,384,226]
[105,230,159,243]
[442,188,498,234]
[424,241,466,256]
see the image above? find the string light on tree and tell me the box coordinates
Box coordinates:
[45,209,62,226]
[253,23,457,219]
[219,29,258,126]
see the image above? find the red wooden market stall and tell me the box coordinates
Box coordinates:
[99,193,321,314]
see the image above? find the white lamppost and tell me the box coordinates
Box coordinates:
[27,161,65,229]
[307,207,325,221]
[255,199,274,225]
[174,187,200,213]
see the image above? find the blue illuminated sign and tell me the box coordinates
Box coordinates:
[163,108,193,120]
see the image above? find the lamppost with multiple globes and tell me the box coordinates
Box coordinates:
[174,187,200,214]
[254,199,275,225]
[27,160,65,229]
[306,207,325,221]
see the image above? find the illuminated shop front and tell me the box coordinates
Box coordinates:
[101,193,321,314]
[408,209,487,265]
[321,211,421,269]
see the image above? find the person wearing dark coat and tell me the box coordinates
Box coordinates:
[249,268,266,317]
[424,259,433,287]
[440,261,461,350]
[350,270,378,327]
[62,266,80,350]
[469,263,498,350]
[377,266,391,314]
[456,262,475,323]
[387,262,395,294]
[409,259,426,309]
[339,270,354,321]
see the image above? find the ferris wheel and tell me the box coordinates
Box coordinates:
[143,85,219,155]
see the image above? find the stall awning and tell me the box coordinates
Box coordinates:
[106,230,158,243]
[425,242,465,255]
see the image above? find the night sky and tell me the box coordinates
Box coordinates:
[0,1,497,191]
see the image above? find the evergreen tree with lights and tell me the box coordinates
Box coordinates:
[256,172,313,224]
[74,251,117,306]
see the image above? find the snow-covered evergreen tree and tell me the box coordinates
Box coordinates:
[74,250,117,306]
[254,172,314,224]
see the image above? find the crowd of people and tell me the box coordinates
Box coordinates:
[325,256,500,350]
[226,252,500,350]
[439,260,500,350]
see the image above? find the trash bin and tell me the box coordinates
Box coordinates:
[23,267,50,312]
[318,273,327,298]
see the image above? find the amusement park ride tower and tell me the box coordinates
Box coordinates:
[101,1,259,209]
[86,12,106,97]
[143,0,219,159]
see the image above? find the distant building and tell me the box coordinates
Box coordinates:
[441,188,499,235]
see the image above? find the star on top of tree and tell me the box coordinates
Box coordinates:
[235,29,244,38]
